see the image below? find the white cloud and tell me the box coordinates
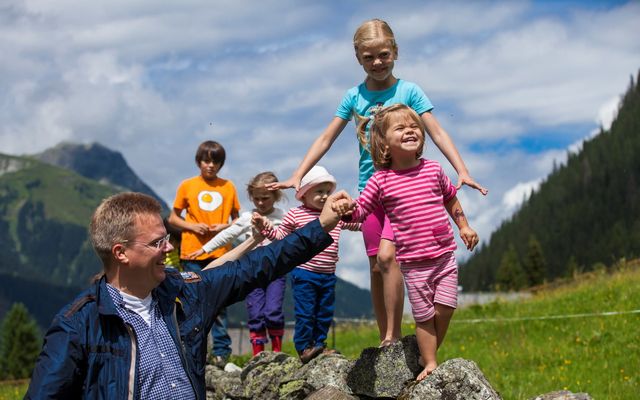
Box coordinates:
[2,0,639,289]
[596,96,620,131]
[502,179,542,211]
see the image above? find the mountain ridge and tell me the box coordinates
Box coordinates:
[33,141,169,212]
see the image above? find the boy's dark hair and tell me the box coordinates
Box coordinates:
[195,140,226,167]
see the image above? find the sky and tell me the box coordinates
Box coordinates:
[2,0,639,290]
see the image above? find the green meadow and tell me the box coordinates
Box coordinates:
[4,262,638,399]
[277,261,639,399]
[295,261,639,399]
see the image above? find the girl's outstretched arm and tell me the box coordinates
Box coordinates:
[202,230,264,270]
[421,112,488,195]
[445,195,479,251]
[267,117,349,191]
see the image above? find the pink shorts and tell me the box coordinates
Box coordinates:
[401,252,458,322]
[361,204,395,256]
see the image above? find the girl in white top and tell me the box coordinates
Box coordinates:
[187,172,288,356]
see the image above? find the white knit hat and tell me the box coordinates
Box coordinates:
[295,166,337,201]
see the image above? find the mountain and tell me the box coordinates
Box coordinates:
[0,144,373,328]
[0,153,116,287]
[33,142,168,212]
[460,71,640,291]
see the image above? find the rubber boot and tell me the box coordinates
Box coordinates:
[271,335,283,352]
[251,341,265,356]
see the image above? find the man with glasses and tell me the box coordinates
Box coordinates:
[26,191,344,399]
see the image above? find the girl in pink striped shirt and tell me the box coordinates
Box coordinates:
[334,104,479,380]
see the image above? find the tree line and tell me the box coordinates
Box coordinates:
[0,303,40,380]
[460,70,640,291]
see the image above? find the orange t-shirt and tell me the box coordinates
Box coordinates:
[172,175,241,260]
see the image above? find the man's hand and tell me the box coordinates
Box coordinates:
[319,191,350,232]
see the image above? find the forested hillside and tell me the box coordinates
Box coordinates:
[460,71,640,291]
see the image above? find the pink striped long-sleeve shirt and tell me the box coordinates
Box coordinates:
[350,159,458,263]
[263,205,361,274]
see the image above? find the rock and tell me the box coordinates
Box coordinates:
[277,379,316,400]
[529,390,593,400]
[240,351,303,399]
[204,365,245,400]
[398,358,501,400]
[346,335,421,398]
[306,385,358,400]
[204,346,590,400]
[290,352,355,394]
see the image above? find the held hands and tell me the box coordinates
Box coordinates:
[456,173,488,196]
[459,226,479,251]
[251,226,266,243]
[251,212,273,233]
[318,191,351,232]
[331,197,356,217]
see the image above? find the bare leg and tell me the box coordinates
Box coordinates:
[434,303,455,348]
[368,256,386,341]
[376,239,403,345]
[415,319,437,381]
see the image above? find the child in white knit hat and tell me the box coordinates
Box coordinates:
[255,166,360,363]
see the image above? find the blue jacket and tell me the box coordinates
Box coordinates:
[26,219,332,399]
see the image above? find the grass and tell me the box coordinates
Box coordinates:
[324,261,640,399]
[5,262,638,399]
[213,262,640,399]
[456,262,639,399]
[0,380,28,400]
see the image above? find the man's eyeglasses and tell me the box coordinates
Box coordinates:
[122,234,171,250]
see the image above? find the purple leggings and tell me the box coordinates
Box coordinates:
[246,275,286,343]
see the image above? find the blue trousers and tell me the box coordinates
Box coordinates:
[290,268,336,353]
[182,260,232,357]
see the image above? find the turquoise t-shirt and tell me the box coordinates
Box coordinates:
[335,79,434,191]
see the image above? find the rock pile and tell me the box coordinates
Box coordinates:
[204,335,591,400]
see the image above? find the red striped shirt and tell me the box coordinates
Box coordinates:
[263,205,360,274]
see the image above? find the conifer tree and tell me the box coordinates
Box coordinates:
[565,256,580,278]
[495,245,527,291]
[0,303,41,379]
[524,235,547,286]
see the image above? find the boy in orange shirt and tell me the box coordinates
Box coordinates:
[169,140,240,367]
